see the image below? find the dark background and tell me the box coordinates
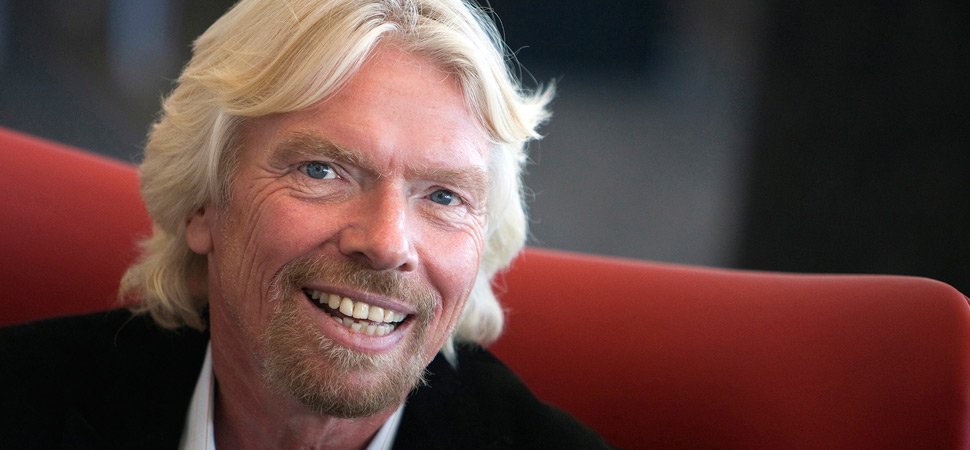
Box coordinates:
[1,1,966,294]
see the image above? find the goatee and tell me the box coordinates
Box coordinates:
[262,255,437,418]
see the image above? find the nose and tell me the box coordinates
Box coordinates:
[337,187,418,272]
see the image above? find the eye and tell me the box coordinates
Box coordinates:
[301,161,337,180]
[429,189,461,206]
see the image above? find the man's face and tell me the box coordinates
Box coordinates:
[185,45,489,417]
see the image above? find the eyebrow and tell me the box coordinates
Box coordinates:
[411,163,489,205]
[271,131,369,172]
[272,130,489,203]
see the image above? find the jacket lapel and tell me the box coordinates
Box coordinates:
[393,351,503,450]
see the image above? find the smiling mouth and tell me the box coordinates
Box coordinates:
[302,288,408,336]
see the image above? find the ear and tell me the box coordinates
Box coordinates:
[185,206,214,254]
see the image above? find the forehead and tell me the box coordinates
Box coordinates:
[240,45,490,175]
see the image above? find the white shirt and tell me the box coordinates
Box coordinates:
[179,343,404,450]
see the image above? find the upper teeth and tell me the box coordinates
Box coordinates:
[307,289,406,323]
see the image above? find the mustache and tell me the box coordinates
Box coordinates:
[269,254,438,317]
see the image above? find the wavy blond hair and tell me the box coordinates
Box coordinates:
[120,0,552,349]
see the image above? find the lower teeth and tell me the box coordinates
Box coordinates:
[332,315,393,336]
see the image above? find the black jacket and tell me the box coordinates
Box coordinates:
[0,310,611,449]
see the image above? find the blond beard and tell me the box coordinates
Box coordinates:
[262,256,437,418]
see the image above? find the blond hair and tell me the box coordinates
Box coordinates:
[120,0,552,348]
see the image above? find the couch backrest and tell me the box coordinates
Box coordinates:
[2,126,969,449]
[489,249,970,449]
[0,128,150,323]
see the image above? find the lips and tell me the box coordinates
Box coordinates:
[302,288,408,336]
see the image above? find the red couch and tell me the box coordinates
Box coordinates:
[2,126,969,449]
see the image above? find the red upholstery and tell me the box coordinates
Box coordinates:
[2,126,969,449]
[0,128,150,323]
[490,251,970,449]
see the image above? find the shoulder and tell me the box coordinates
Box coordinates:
[1,309,148,380]
[1,309,205,379]
[0,309,207,448]
[395,346,613,449]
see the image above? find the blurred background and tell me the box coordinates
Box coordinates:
[0,1,966,294]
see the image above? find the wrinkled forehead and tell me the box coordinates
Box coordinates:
[227,45,492,185]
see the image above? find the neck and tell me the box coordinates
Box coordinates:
[213,389,396,450]
[209,331,399,449]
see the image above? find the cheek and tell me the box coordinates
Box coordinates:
[422,222,485,321]
[226,191,334,261]
[419,239,480,362]
[211,197,331,326]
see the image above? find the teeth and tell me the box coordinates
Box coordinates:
[368,306,385,322]
[331,317,394,336]
[305,289,407,336]
[352,302,369,320]
[339,297,355,316]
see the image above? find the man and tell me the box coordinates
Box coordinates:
[1,0,610,448]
